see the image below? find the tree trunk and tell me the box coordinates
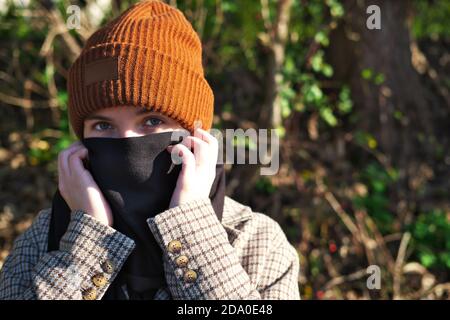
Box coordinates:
[328,0,448,205]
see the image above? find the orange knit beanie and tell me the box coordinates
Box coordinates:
[67,0,214,138]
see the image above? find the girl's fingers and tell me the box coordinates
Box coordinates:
[195,128,218,147]
[58,142,83,178]
[194,128,219,163]
[68,148,89,178]
[169,143,195,180]
[57,149,63,181]
[180,136,209,165]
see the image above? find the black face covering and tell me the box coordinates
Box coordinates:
[47,131,226,300]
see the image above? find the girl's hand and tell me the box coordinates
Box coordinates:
[167,128,218,209]
[57,142,113,227]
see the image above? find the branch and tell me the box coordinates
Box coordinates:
[393,232,411,299]
[0,92,57,109]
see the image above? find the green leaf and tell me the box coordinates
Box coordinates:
[314,31,329,46]
[319,107,338,126]
[361,68,373,80]
[305,84,323,102]
[338,86,353,114]
[57,91,68,109]
[322,64,333,77]
[284,57,296,75]
[311,52,323,72]
[374,73,385,85]
[420,252,437,268]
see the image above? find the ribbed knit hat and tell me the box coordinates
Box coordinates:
[67,0,214,138]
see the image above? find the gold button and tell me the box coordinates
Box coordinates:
[101,260,114,274]
[82,287,97,300]
[167,240,182,254]
[175,255,189,268]
[184,269,198,283]
[92,273,108,288]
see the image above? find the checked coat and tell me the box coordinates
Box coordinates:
[0,197,300,300]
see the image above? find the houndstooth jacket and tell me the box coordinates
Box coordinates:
[0,196,300,300]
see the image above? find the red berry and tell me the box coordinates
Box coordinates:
[329,242,337,253]
[316,290,325,299]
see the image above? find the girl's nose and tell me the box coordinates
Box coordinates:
[119,129,144,138]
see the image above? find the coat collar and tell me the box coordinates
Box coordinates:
[221,196,253,227]
[42,196,253,225]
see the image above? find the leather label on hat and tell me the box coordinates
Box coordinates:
[84,56,119,86]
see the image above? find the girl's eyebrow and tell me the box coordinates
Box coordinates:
[135,108,165,118]
[135,108,154,115]
[84,115,112,121]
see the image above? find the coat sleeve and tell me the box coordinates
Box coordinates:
[0,209,135,300]
[146,198,300,300]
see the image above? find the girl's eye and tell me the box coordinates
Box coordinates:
[94,122,113,131]
[144,117,163,127]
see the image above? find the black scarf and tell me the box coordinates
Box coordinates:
[47,131,226,299]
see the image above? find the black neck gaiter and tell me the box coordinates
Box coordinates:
[47,131,226,300]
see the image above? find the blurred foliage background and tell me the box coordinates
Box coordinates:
[0,0,449,299]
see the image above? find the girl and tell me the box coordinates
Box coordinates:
[0,0,300,300]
